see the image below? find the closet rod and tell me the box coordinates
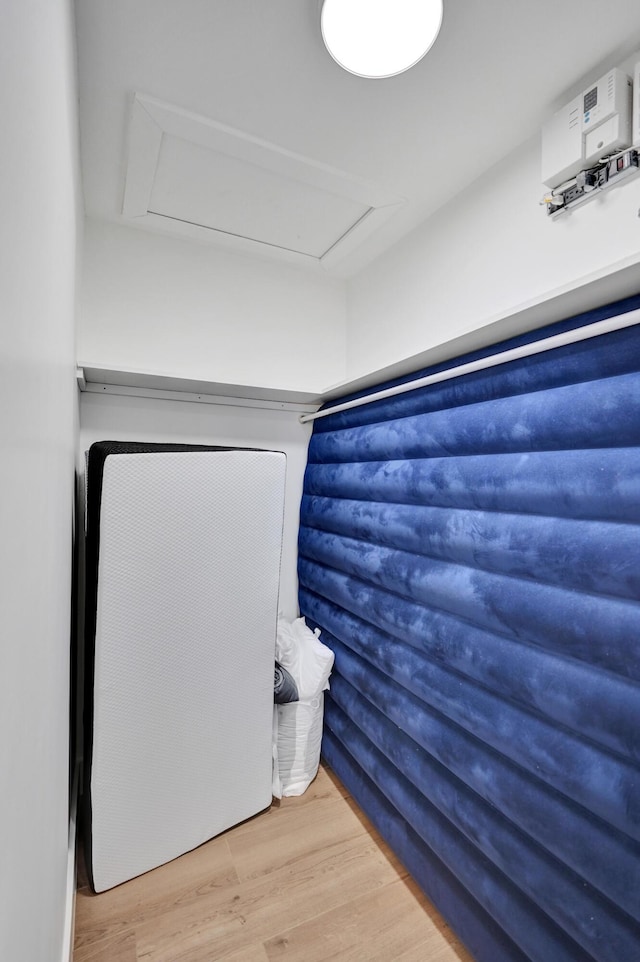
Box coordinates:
[300,306,640,424]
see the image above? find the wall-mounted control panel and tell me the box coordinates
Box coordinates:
[541,68,633,189]
[633,60,640,148]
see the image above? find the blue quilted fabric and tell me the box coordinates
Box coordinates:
[299,293,640,962]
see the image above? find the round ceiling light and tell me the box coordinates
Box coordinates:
[320,0,443,79]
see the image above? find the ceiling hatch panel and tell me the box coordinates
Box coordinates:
[122,95,403,270]
[150,133,369,257]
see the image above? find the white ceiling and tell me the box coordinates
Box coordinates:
[75,0,640,276]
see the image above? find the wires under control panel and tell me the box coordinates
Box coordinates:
[542,147,639,216]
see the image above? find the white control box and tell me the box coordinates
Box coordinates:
[542,68,632,188]
[541,94,582,189]
[633,60,640,146]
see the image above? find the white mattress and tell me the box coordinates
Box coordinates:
[86,445,286,891]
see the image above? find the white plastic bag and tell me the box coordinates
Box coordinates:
[272,616,334,797]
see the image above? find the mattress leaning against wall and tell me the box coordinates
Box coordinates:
[84,441,286,892]
[298,292,640,962]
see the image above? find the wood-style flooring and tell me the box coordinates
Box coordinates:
[73,765,475,962]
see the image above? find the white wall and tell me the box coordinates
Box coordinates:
[79,220,347,393]
[79,392,312,620]
[0,1,80,961]
[346,134,640,380]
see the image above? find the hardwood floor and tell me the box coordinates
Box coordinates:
[74,765,475,962]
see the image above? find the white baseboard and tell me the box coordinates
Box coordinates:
[60,763,79,962]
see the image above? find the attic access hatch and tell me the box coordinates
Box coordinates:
[122,94,403,271]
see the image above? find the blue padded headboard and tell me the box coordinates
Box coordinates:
[298,293,640,962]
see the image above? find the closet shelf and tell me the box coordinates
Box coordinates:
[76,365,322,414]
